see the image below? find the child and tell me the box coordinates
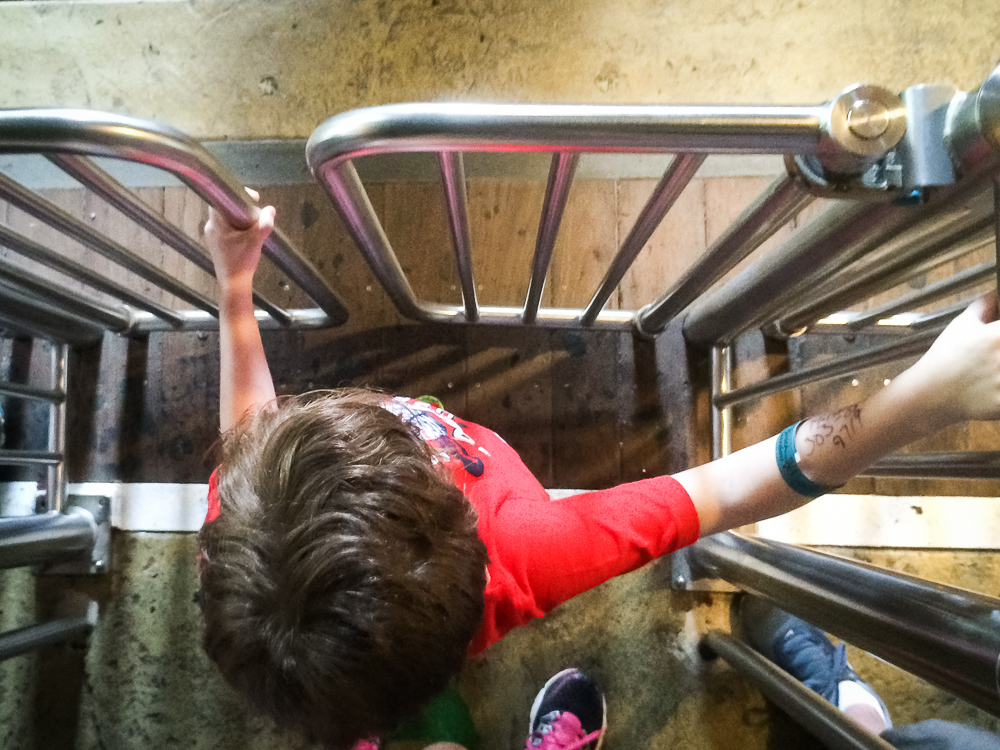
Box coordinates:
[198,196,1000,750]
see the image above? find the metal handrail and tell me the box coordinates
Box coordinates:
[306,91,905,329]
[701,631,896,750]
[0,108,349,332]
[691,532,1000,718]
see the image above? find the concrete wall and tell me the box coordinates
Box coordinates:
[1,0,999,140]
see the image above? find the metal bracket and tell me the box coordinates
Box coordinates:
[42,495,111,575]
[670,544,739,592]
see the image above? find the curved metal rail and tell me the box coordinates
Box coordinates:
[0,109,349,335]
[306,91,904,329]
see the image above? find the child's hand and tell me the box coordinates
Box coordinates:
[204,188,276,292]
[906,294,1000,426]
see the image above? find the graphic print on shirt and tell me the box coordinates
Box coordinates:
[383,397,485,478]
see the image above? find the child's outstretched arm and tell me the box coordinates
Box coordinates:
[677,295,1000,537]
[204,191,277,432]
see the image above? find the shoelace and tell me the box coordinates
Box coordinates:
[526,711,603,750]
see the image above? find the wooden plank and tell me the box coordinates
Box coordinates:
[545,179,618,309]
[551,328,622,489]
[463,325,555,488]
[702,175,798,291]
[467,177,546,308]
[617,176,707,312]
[376,324,468,417]
[382,180,461,307]
[161,185,214,307]
[300,182,399,332]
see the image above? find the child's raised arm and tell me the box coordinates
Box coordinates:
[676,295,1000,536]
[204,191,277,432]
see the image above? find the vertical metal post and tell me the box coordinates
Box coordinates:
[994,178,1000,295]
[523,153,580,324]
[438,152,479,322]
[46,344,68,514]
[579,153,705,326]
[711,345,733,460]
[635,175,813,336]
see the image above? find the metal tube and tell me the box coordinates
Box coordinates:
[0,510,94,569]
[0,451,63,466]
[860,451,1000,479]
[636,174,813,336]
[523,153,579,324]
[684,170,998,346]
[261,228,349,327]
[847,261,994,330]
[0,616,94,662]
[0,261,132,333]
[0,279,106,345]
[714,326,943,409]
[910,298,972,329]
[691,532,1000,718]
[0,223,184,326]
[0,172,219,316]
[995,178,1000,295]
[711,345,733,460]
[579,154,705,326]
[0,381,64,404]
[0,109,344,325]
[317,159,438,322]
[131,302,639,332]
[46,154,291,326]
[47,344,68,514]
[307,103,829,164]
[776,216,994,335]
[438,152,479,322]
[701,631,896,750]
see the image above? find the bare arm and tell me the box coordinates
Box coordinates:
[204,194,277,432]
[678,296,1000,536]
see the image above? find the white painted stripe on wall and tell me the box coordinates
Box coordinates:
[12,484,991,548]
[69,482,208,532]
[755,494,1000,549]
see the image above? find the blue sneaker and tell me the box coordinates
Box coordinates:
[735,596,891,727]
[526,669,606,750]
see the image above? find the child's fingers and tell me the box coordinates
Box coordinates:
[245,187,260,202]
[256,206,276,240]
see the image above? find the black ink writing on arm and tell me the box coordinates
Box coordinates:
[800,404,863,455]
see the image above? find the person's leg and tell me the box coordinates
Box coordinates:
[524,668,606,750]
[735,596,892,733]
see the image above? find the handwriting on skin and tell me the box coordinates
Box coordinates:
[801,404,863,454]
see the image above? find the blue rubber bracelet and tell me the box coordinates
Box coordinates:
[775,421,836,498]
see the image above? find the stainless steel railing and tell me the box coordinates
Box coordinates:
[686,531,1000,743]
[305,85,906,328]
[0,109,349,340]
[308,64,1000,482]
[0,339,100,662]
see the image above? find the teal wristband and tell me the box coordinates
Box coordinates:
[775,421,837,498]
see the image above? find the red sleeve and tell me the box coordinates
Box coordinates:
[205,467,221,525]
[492,475,700,613]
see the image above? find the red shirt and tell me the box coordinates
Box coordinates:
[205,398,701,654]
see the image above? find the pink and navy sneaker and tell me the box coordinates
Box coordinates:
[525,669,606,750]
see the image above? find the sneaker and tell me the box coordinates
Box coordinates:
[349,739,381,750]
[526,668,606,750]
[735,596,891,727]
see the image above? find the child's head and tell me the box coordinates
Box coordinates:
[199,389,488,749]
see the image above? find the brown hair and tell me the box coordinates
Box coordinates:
[199,390,487,749]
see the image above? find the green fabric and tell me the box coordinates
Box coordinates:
[414,395,445,409]
[391,682,480,750]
